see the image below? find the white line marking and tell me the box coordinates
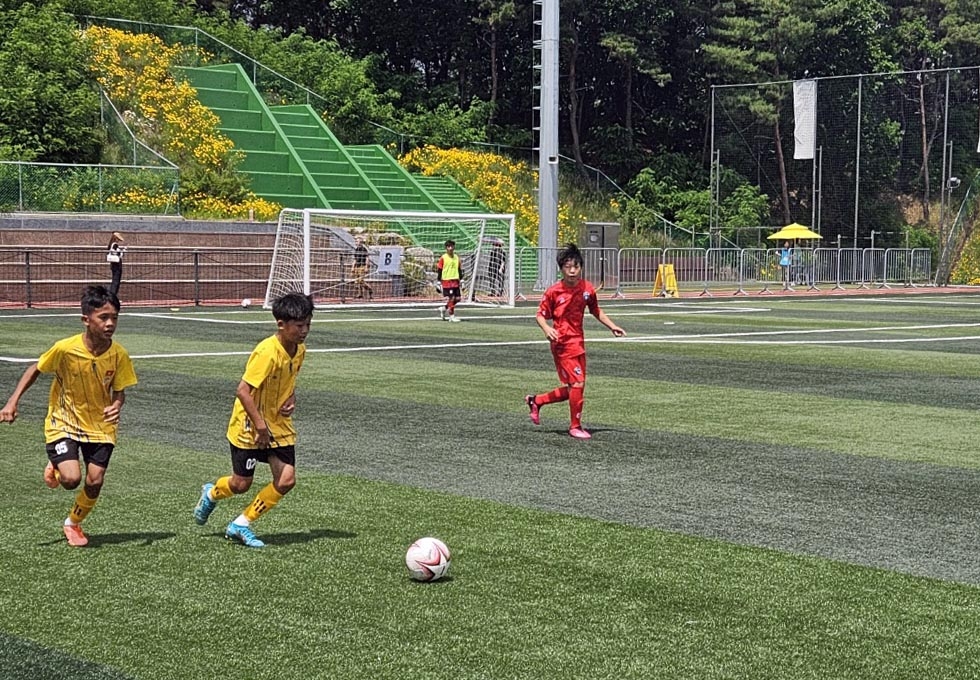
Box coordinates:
[4,316,980,364]
[621,321,980,343]
[121,306,770,324]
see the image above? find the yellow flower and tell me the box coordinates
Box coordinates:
[399,146,585,245]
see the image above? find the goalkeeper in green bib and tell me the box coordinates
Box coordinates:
[437,240,463,322]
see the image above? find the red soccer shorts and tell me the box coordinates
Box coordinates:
[552,350,586,384]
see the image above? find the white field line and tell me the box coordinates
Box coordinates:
[120,304,770,324]
[620,322,980,343]
[3,321,980,363]
[843,297,980,306]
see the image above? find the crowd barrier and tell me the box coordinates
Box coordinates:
[516,247,932,298]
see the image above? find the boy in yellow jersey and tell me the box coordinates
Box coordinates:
[193,292,314,548]
[436,239,464,322]
[0,285,138,547]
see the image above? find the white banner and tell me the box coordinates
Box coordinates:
[793,79,817,160]
[374,246,403,274]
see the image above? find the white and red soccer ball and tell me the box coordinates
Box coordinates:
[405,537,451,582]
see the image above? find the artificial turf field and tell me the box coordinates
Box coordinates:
[2,293,980,679]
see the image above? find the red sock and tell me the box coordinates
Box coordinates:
[447,299,456,314]
[569,386,584,428]
[537,386,569,406]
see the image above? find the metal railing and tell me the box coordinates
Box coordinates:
[0,162,179,215]
[0,245,934,308]
[0,246,270,307]
[517,247,933,299]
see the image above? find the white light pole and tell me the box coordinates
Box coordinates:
[535,0,559,288]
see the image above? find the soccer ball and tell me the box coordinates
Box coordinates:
[241,298,252,308]
[405,537,451,582]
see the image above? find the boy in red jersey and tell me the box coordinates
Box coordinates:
[525,244,625,439]
[0,285,138,547]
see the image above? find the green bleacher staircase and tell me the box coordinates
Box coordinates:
[346,145,441,212]
[181,64,400,211]
[178,63,326,209]
[177,63,534,270]
[413,174,487,214]
[266,107,390,211]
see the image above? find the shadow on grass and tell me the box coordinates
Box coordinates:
[538,426,621,439]
[205,528,356,546]
[263,528,357,545]
[409,576,454,586]
[38,532,176,548]
[1,631,135,680]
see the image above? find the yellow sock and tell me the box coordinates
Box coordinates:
[243,483,284,522]
[212,476,236,501]
[68,488,98,524]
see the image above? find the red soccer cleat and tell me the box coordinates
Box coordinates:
[63,523,89,547]
[568,427,592,440]
[525,395,540,425]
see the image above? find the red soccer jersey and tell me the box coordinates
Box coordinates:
[537,278,600,358]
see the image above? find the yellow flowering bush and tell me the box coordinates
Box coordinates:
[105,188,176,212]
[84,27,280,220]
[101,189,279,221]
[400,146,579,245]
[182,193,282,222]
[85,27,234,169]
[951,234,980,284]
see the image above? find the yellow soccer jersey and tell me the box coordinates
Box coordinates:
[226,335,305,449]
[37,333,138,445]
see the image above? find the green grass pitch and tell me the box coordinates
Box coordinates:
[2,295,980,679]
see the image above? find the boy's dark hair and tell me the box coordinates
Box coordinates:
[556,243,583,267]
[445,240,455,248]
[273,292,314,321]
[81,285,120,314]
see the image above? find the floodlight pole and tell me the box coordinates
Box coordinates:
[535,0,559,288]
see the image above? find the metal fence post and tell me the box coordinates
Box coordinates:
[25,250,32,308]
[193,250,201,306]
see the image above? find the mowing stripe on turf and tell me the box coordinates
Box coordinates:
[4,320,980,363]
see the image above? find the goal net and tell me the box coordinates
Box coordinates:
[264,208,517,308]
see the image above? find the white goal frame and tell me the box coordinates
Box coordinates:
[264,208,517,308]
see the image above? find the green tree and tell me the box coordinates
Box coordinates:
[703,0,892,237]
[596,0,672,150]
[941,0,980,64]
[0,3,101,162]
[885,1,946,222]
[191,15,397,144]
[394,100,492,148]
[472,0,516,131]
[624,154,767,246]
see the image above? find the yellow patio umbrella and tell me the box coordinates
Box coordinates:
[767,223,823,240]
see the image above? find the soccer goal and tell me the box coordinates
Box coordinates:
[264,208,517,308]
